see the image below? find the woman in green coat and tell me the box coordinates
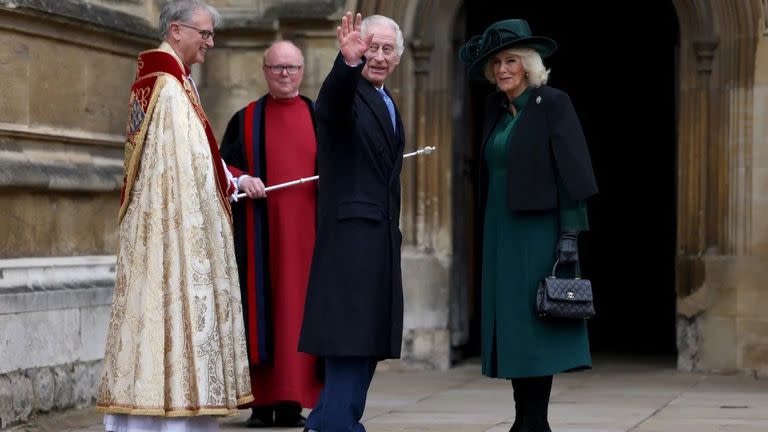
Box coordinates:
[459,19,598,432]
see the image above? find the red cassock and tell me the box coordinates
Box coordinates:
[220,94,322,408]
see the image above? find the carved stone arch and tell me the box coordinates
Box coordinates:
[670,0,767,374]
[705,0,761,256]
[673,0,760,308]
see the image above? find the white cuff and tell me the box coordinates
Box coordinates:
[235,174,251,189]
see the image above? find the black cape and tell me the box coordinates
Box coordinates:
[481,85,598,210]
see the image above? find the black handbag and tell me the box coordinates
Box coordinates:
[536,260,595,319]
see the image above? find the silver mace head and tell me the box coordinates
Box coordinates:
[421,146,436,154]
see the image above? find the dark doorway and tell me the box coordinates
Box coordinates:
[452,1,680,357]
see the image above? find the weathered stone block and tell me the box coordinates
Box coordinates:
[402,249,450,329]
[72,363,99,409]
[735,263,768,320]
[737,281,763,319]
[707,282,737,317]
[1,360,104,428]
[738,319,768,343]
[222,50,267,93]
[301,43,339,97]
[0,309,81,375]
[2,0,156,38]
[397,250,452,369]
[751,83,768,166]
[743,343,768,372]
[52,365,74,410]
[82,52,137,135]
[0,371,33,428]
[0,374,10,429]
[12,373,33,424]
[203,48,270,140]
[697,315,738,373]
[401,328,451,371]
[753,202,768,255]
[29,367,54,412]
[28,41,88,129]
[80,305,111,362]
[676,316,698,372]
[0,192,119,258]
[0,33,31,124]
[0,285,114,316]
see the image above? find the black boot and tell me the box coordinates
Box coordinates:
[246,405,274,428]
[274,402,306,428]
[510,379,526,432]
[526,376,553,432]
[511,376,553,432]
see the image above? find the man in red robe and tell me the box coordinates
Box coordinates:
[220,40,321,428]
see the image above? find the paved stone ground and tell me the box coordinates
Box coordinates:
[9,356,768,432]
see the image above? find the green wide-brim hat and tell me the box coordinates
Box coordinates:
[459,19,557,80]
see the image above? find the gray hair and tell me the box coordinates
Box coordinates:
[159,0,221,40]
[484,47,550,87]
[361,15,404,57]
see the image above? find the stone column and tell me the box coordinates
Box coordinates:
[412,39,436,249]
[676,35,719,371]
[399,39,451,371]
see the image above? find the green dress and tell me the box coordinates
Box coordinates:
[481,88,591,379]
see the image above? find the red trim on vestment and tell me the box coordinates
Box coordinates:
[126,49,232,217]
[120,54,167,208]
[228,165,246,178]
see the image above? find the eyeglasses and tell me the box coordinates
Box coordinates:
[178,23,214,40]
[263,64,303,75]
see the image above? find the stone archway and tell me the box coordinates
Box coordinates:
[670,0,762,372]
[356,0,768,374]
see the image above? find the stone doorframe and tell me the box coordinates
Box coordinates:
[356,0,765,373]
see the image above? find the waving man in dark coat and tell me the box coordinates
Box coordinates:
[298,11,406,432]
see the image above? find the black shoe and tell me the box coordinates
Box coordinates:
[246,406,274,428]
[274,403,306,428]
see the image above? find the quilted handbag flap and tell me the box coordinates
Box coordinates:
[543,277,592,302]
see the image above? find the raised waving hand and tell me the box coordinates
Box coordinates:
[337,11,373,65]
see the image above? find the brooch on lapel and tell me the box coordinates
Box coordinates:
[536,96,542,104]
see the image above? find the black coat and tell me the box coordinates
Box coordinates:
[298,54,405,359]
[481,85,598,210]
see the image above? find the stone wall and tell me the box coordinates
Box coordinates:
[738,25,768,378]
[672,0,768,378]
[0,0,156,258]
[0,256,115,428]
[0,1,154,428]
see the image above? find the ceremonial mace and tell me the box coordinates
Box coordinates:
[235,146,436,200]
